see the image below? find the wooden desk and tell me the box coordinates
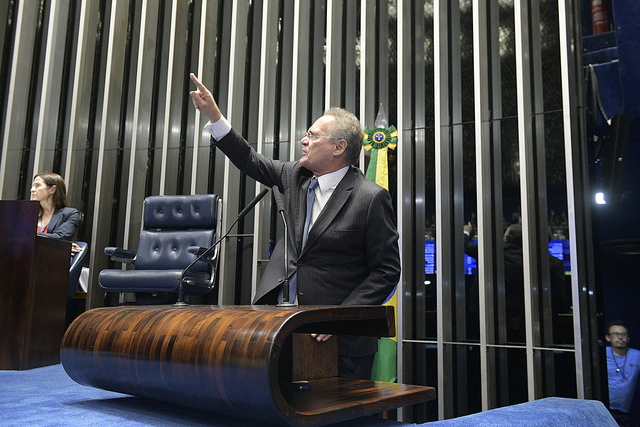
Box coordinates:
[0,201,71,370]
[61,305,435,426]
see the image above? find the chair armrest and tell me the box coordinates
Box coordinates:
[188,246,215,261]
[104,247,137,264]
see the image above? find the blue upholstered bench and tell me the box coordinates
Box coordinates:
[420,397,616,426]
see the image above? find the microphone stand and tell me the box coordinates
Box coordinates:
[173,187,270,307]
[272,185,295,307]
[272,186,304,392]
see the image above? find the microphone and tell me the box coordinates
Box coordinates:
[272,184,285,213]
[236,187,270,222]
[173,187,270,306]
[272,186,294,307]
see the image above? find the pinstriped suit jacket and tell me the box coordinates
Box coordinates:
[215,128,400,357]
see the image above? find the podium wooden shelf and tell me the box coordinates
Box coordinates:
[61,304,435,426]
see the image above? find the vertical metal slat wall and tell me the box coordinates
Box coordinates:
[0,0,600,421]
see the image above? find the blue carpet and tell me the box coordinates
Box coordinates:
[0,364,617,426]
[0,364,407,426]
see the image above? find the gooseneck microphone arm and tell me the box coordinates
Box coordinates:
[174,187,270,307]
[271,185,293,307]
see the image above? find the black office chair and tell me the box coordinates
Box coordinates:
[98,194,222,303]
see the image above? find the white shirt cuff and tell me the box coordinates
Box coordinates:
[204,115,232,141]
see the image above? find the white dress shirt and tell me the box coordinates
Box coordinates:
[309,167,349,230]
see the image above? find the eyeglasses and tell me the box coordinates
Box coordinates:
[609,332,628,338]
[303,131,332,142]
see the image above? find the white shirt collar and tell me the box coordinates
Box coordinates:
[316,165,349,193]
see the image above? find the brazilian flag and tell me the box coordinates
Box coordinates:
[363,123,398,383]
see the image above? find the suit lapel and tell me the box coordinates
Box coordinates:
[48,209,62,231]
[301,168,355,254]
[293,176,312,253]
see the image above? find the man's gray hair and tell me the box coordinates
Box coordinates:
[323,107,363,165]
[503,223,523,247]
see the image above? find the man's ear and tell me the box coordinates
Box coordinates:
[333,139,347,156]
[605,335,611,343]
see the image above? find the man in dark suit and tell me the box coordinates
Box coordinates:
[190,73,401,380]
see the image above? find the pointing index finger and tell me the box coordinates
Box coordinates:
[190,73,206,91]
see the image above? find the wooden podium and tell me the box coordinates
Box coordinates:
[0,200,71,370]
[61,305,435,425]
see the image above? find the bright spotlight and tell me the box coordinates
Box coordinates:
[595,192,606,204]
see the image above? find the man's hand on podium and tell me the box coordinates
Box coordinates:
[310,333,333,342]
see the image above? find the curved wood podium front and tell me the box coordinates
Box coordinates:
[60,305,434,426]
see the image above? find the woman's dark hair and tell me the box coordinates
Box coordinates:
[34,172,69,213]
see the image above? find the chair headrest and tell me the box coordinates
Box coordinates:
[143,194,219,230]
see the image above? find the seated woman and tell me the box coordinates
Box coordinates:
[30,172,80,248]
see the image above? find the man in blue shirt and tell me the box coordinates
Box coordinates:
[606,320,640,426]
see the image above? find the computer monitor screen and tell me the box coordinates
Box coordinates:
[465,248,477,275]
[549,240,563,259]
[425,240,435,275]
[425,240,477,275]
[425,239,571,275]
[549,239,571,273]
